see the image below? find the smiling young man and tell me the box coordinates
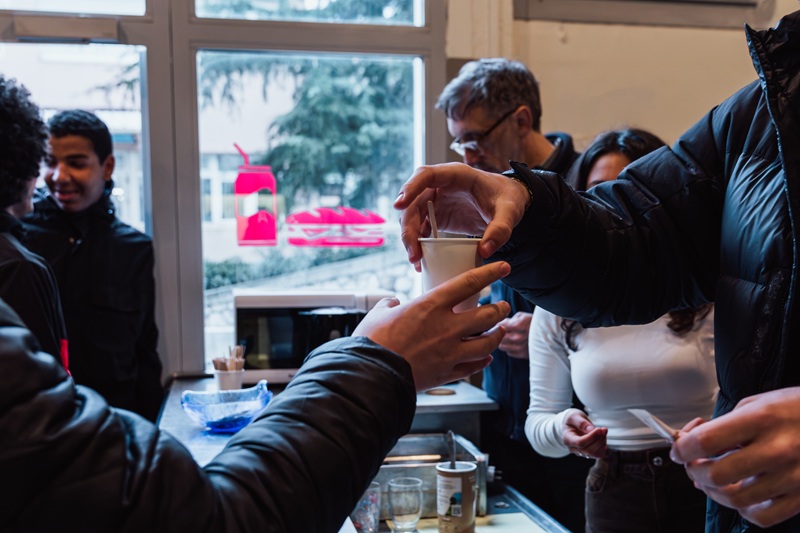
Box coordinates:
[22,110,164,422]
[44,127,114,213]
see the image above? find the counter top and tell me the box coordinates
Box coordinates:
[157,376,566,532]
[368,482,569,532]
[158,375,497,465]
[416,380,498,414]
[158,375,227,466]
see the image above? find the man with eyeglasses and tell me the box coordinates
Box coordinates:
[436,57,587,532]
[439,58,578,175]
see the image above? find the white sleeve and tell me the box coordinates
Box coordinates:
[524,307,582,458]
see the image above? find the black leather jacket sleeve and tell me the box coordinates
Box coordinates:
[0,299,416,533]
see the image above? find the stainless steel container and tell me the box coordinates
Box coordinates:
[373,433,488,520]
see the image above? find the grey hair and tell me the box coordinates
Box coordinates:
[435,58,542,131]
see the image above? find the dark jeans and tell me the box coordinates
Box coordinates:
[586,447,707,533]
[482,429,591,533]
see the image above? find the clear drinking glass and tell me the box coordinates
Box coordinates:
[388,477,423,532]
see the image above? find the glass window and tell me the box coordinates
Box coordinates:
[202,178,212,221]
[195,0,421,26]
[218,153,242,171]
[221,180,235,219]
[0,42,147,232]
[0,0,445,377]
[0,0,145,16]
[198,49,422,362]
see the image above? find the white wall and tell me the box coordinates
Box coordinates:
[446,0,797,148]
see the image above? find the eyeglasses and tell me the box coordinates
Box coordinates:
[449,107,517,156]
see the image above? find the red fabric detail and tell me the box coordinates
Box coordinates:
[60,338,70,373]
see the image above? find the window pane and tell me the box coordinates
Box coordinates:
[195,0,421,26]
[0,0,145,16]
[202,178,212,221]
[198,50,422,363]
[0,43,148,232]
[221,181,235,219]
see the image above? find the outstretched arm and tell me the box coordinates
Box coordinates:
[1,262,512,532]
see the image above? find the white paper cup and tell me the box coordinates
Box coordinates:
[214,369,245,390]
[419,237,481,312]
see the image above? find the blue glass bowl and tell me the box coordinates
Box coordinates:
[181,380,273,433]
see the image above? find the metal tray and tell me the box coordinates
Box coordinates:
[373,432,488,520]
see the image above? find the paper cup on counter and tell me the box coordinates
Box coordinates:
[419,237,481,312]
[436,461,477,533]
[214,369,245,390]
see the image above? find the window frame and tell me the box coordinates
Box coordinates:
[0,0,447,376]
[513,0,778,29]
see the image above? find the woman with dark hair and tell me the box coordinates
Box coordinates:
[524,128,716,532]
[565,128,667,191]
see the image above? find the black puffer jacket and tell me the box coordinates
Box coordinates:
[495,11,800,533]
[0,298,416,533]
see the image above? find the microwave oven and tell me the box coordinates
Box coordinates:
[233,288,394,384]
